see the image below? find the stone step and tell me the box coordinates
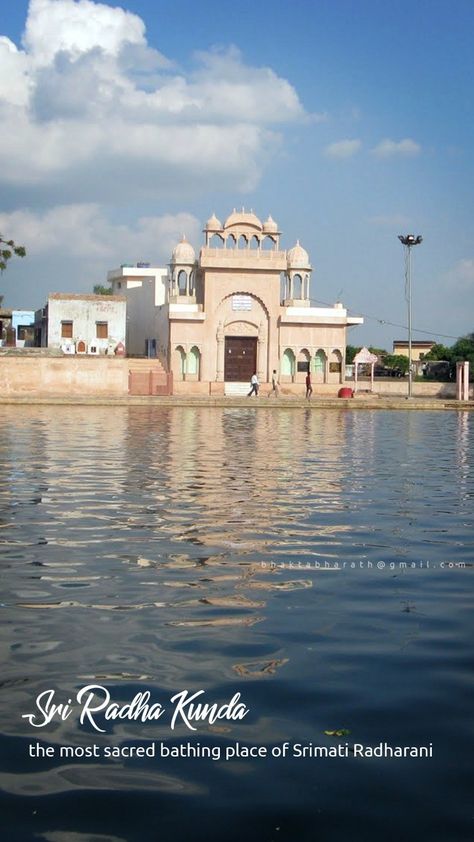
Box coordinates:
[128,358,166,372]
[224,381,252,396]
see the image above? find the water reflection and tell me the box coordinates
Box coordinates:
[0,406,472,842]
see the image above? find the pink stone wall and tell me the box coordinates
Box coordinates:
[0,356,129,396]
[369,380,461,398]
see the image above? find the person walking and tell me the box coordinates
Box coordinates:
[268,369,280,398]
[248,373,259,397]
[305,369,313,400]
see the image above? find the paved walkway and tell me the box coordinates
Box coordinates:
[1,394,473,410]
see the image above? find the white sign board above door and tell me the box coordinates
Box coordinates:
[232,295,252,311]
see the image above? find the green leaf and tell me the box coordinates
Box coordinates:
[324,728,351,737]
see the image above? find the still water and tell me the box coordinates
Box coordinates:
[0,406,472,842]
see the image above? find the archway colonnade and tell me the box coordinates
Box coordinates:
[172,342,344,384]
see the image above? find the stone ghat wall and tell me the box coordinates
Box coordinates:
[175,380,461,398]
[371,380,459,398]
[0,356,129,396]
[0,356,466,399]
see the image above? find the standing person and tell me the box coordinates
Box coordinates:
[248,373,259,397]
[305,369,313,400]
[268,369,280,398]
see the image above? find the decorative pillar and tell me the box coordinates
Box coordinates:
[456,361,470,401]
[258,321,266,382]
[216,322,225,381]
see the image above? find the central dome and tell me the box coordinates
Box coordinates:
[224,208,262,231]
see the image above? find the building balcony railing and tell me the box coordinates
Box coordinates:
[200,248,287,269]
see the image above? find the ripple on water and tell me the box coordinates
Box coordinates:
[0,406,472,842]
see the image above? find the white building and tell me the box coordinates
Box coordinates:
[106,210,363,394]
[107,264,168,358]
[38,293,126,354]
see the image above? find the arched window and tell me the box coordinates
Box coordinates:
[329,349,343,382]
[298,348,311,373]
[238,235,248,249]
[314,350,326,379]
[250,235,260,249]
[226,234,236,249]
[282,348,296,376]
[187,346,201,379]
[178,270,187,295]
[175,346,186,379]
[209,233,223,248]
[261,236,275,251]
[293,274,302,298]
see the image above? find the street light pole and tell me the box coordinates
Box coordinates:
[398,234,423,398]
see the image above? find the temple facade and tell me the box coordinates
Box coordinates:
[108,209,363,394]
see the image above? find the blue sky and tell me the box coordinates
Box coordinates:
[1,0,473,348]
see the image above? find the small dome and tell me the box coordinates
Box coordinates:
[172,235,195,264]
[224,207,262,230]
[262,214,278,233]
[205,212,222,231]
[287,240,310,269]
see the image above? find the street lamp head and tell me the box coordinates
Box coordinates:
[398,234,423,246]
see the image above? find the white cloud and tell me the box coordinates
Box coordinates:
[0,37,31,106]
[0,204,200,262]
[23,0,146,67]
[0,1,312,310]
[372,138,421,158]
[0,0,307,204]
[0,204,201,306]
[324,139,361,159]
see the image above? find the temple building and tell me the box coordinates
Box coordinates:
[108,209,363,394]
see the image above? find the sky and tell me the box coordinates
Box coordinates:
[0,0,473,349]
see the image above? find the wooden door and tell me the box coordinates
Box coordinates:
[224,337,257,382]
